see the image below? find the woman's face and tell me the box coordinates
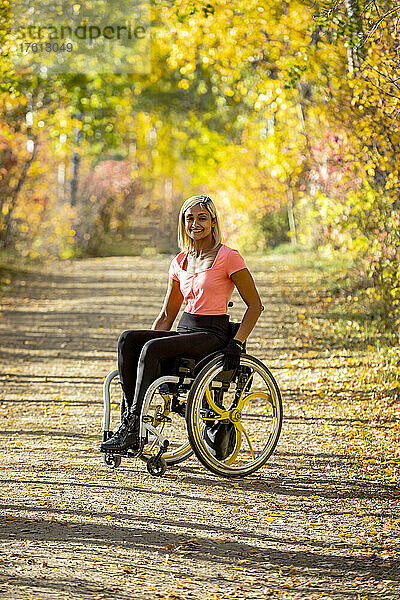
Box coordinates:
[184,203,215,242]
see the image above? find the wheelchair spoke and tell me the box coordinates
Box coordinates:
[235,421,255,460]
[236,390,273,412]
[204,384,229,419]
[224,427,242,465]
[235,370,254,407]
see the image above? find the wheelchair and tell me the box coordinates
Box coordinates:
[101,321,283,479]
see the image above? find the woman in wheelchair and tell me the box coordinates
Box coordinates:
[100,194,264,455]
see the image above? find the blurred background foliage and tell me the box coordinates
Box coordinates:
[0,0,399,335]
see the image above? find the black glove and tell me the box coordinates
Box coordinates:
[222,339,244,371]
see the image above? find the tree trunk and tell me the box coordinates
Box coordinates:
[70,116,82,207]
[1,138,38,248]
[343,0,364,73]
[286,181,297,246]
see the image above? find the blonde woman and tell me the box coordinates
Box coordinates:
[100,195,263,454]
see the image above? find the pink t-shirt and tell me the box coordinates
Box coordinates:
[168,244,247,315]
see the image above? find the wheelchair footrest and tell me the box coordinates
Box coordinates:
[103,448,138,457]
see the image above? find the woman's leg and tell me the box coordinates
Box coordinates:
[101,330,226,453]
[100,329,181,454]
[129,331,225,416]
[118,329,180,413]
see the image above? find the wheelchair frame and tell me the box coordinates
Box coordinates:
[101,328,283,478]
[102,367,194,473]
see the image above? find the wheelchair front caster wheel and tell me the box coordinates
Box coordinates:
[103,453,122,469]
[147,456,167,477]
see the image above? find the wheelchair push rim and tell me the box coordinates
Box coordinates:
[186,353,283,478]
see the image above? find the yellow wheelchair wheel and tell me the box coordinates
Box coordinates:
[186,353,283,478]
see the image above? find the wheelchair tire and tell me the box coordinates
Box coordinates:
[147,456,167,477]
[103,453,122,469]
[186,353,283,478]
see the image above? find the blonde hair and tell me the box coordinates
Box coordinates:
[177,195,223,251]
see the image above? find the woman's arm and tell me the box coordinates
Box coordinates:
[230,268,263,343]
[151,278,184,331]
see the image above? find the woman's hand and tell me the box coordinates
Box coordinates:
[222,338,244,371]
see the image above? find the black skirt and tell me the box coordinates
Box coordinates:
[177,312,230,344]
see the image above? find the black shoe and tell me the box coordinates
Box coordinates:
[99,414,140,453]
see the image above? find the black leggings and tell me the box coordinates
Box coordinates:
[118,313,230,417]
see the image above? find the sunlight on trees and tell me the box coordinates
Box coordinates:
[0,0,399,331]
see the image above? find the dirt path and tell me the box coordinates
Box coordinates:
[0,254,398,600]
